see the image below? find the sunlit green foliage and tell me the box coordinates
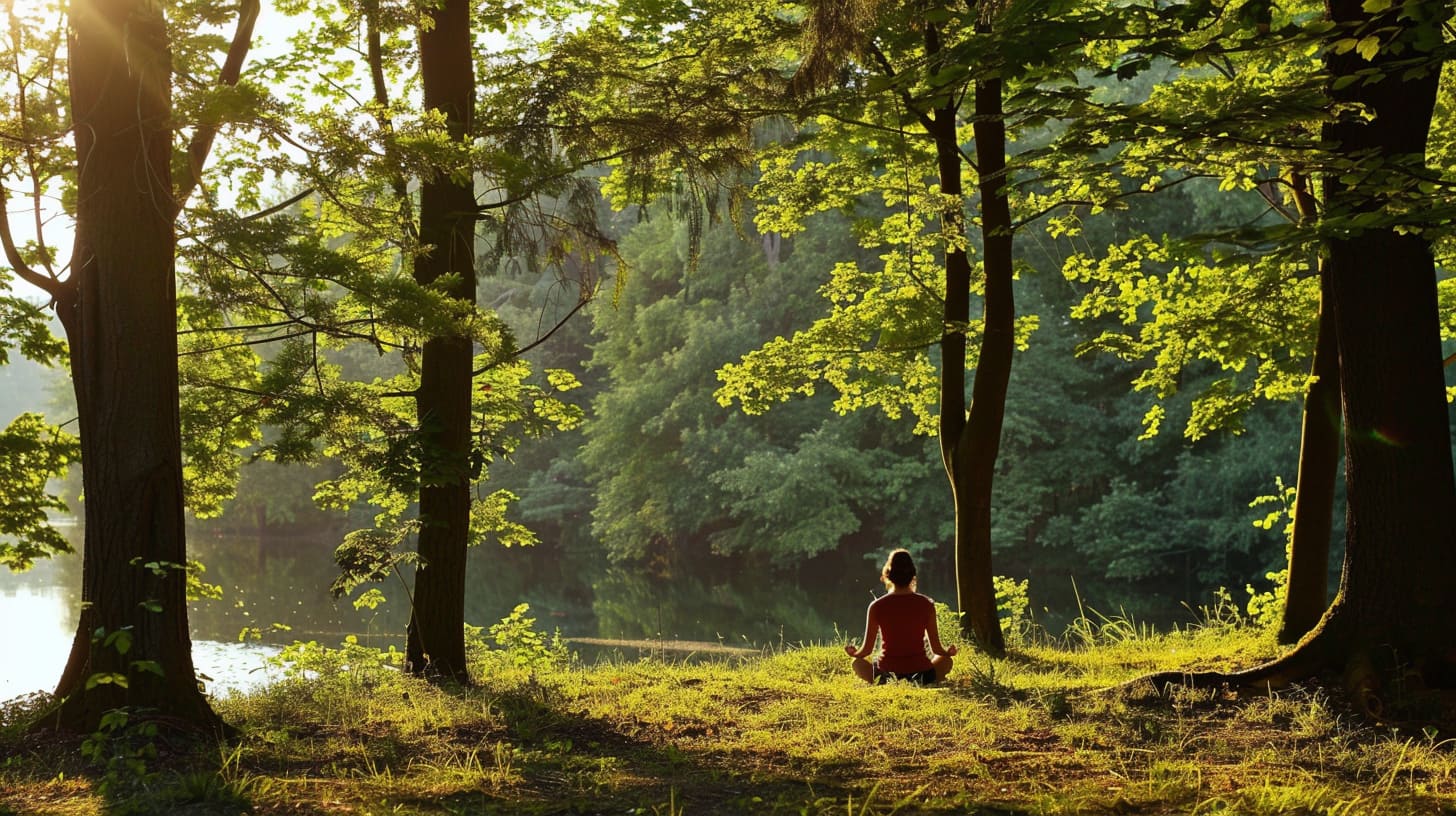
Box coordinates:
[715,10,1001,435]
[0,412,77,569]
[1020,0,1456,440]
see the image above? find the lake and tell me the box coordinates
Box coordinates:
[0,527,914,702]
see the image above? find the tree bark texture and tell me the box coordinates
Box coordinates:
[1316,0,1456,688]
[1319,228,1456,698]
[1139,0,1456,710]
[48,0,218,731]
[405,0,477,684]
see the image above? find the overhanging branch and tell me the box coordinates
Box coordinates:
[173,0,261,215]
[473,289,593,376]
[0,182,62,299]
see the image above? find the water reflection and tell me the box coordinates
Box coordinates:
[188,530,410,646]
[0,574,284,700]
[1,525,929,699]
[0,560,76,701]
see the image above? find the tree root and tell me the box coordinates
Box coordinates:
[1120,624,1345,703]
[1120,618,1456,725]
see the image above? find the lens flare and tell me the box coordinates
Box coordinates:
[1368,427,1405,447]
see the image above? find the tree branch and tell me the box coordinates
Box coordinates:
[1010,173,1211,231]
[0,182,61,299]
[173,0,261,215]
[473,289,593,376]
[238,187,314,222]
[1,19,64,299]
[11,37,59,281]
[867,43,937,135]
[362,0,415,237]
[177,328,316,356]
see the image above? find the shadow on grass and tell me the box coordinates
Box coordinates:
[5,679,1041,815]
[0,692,253,816]
[394,687,873,815]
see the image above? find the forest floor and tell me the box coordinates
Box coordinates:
[3,611,1456,815]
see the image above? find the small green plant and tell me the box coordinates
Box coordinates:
[1186,586,1248,632]
[933,577,1032,649]
[934,602,964,652]
[79,706,159,802]
[1064,580,1154,647]
[1245,568,1289,630]
[994,575,1031,645]
[484,603,568,670]
[269,635,403,687]
[1246,479,1296,630]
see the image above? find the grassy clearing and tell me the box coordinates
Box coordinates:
[2,616,1455,815]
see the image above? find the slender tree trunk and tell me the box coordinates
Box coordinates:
[47,0,218,731]
[959,73,1015,657]
[929,44,1009,654]
[1279,269,1341,643]
[405,0,477,683]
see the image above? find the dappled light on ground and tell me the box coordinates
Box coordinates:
[4,621,1454,815]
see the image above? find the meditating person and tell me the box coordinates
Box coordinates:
[844,549,956,685]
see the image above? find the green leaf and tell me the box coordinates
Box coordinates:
[103,628,133,655]
[352,587,388,610]
[1354,35,1381,61]
[131,660,165,677]
[84,672,130,690]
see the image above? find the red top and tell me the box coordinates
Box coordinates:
[871,592,935,674]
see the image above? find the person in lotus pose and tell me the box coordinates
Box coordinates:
[844,549,956,685]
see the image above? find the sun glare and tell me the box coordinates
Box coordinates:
[1,0,61,23]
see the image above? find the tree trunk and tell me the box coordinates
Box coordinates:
[1278,267,1341,644]
[47,0,219,732]
[1318,224,1456,704]
[1316,0,1455,689]
[930,60,1009,655]
[959,73,1015,657]
[405,0,477,684]
[1139,0,1456,710]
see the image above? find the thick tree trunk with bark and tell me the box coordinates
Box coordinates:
[1139,0,1456,713]
[1312,0,1455,692]
[405,0,477,683]
[1317,226,1456,705]
[46,0,219,732]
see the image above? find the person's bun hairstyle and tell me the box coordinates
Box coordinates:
[881,549,917,589]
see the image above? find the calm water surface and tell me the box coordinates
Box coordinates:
[1,529,905,702]
[0,565,282,701]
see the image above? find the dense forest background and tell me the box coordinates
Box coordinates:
[1,0,1453,712]
[10,160,1417,642]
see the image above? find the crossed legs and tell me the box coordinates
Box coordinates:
[850,654,954,684]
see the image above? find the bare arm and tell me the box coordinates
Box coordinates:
[925,602,958,658]
[845,603,878,658]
